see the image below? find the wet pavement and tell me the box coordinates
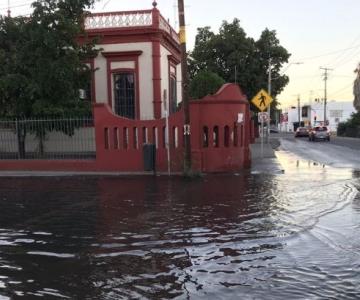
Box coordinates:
[280,134,360,170]
[0,150,360,299]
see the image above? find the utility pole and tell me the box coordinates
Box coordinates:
[267,57,272,143]
[320,67,332,125]
[7,0,11,17]
[177,0,192,175]
[173,0,178,29]
[309,90,314,126]
[297,94,301,127]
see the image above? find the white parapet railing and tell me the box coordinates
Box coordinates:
[159,15,171,34]
[159,15,180,44]
[85,10,180,44]
[85,11,153,30]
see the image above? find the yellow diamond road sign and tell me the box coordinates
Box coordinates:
[251,89,273,112]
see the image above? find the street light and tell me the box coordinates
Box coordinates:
[280,62,304,75]
[266,61,303,142]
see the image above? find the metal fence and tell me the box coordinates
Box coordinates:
[0,118,96,160]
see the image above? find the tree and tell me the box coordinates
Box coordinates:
[337,63,360,137]
[189,20,291,114]
[189,70,225,99]
[0,0,98,157]
[337,112,360,137]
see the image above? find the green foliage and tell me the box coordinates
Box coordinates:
[337,122,347,136]
[189,70,225,99]
[337,112,360,137]
[347,112,360,126]
[0,0,98,118]
[0,0,98,157]
[189,20,291,111]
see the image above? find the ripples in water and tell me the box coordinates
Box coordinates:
[0,151,359,299]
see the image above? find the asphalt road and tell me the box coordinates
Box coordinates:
[272,133,360,170]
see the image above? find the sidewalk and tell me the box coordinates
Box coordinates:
[249,136,284,175]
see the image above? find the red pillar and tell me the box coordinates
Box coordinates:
[244,103,251,167]
[244,104,251,146]
[152,8,162,119]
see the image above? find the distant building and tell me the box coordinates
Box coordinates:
[280,101,356,132]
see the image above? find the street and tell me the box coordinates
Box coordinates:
[275,133,360,170]
[0,135,360,299]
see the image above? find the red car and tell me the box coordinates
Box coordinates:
[295,127,309,137]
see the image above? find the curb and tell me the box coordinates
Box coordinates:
[250,137,284,175]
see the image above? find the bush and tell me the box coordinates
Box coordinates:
[337,122,347,136]
[337,112,360,137]
[190,70,225,99]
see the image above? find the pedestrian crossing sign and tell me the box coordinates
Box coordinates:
[251,89,273,112]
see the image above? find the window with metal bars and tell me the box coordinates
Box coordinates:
[169,76,177,114]
[114,73,135,119]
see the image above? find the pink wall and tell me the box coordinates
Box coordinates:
[188,84,251,172]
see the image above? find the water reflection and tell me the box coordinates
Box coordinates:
[0,152,359,299]
[93,176,281,298]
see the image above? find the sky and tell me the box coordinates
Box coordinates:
[2,0,360,108]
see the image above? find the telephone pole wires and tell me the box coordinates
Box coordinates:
[320,67,332,124]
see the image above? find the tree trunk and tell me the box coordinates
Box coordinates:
[354,77,360,112]
[38,132,45,158]
[16,120,26,159]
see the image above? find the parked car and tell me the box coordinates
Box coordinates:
[308,126,330,141]
[262,125,279,133]
[295,127,309,137]
[270,125,279,133]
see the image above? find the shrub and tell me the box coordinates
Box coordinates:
[337,112,360,137]
[189,71,225,99]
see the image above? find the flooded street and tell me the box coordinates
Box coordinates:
[0,150,360,299]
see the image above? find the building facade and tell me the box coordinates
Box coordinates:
[82,3,182,120]
[280,101,356,132]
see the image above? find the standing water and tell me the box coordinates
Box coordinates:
[0,151,359,299]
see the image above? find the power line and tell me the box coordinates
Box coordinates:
[102,0,112,10]
[326,33,360,68]
[330,47,360,70]
[0,1,33,10]
[296,44,360,61]
[289,73,353,79]
[303,71,324,98]
[329,82,354,98]
[5,0,32,4]
[331,74,355,78]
